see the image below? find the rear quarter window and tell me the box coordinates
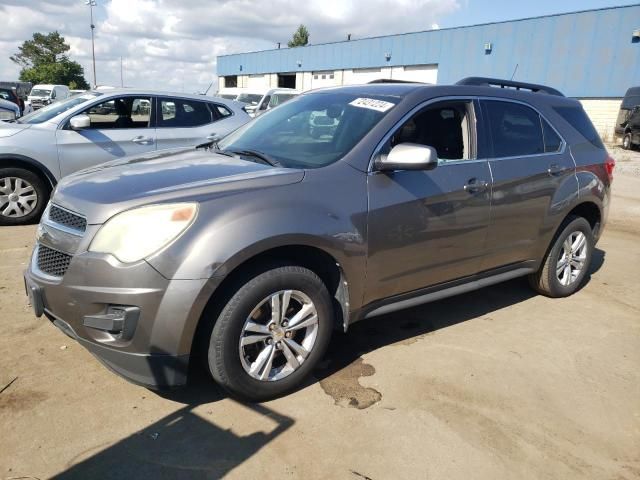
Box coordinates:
[553,106,603,149]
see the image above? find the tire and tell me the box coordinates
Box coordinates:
[622,133,632,150]
[528,215,594,297]
[0,168,49,226]
[208,265,334,401]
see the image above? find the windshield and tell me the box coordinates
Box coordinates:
[218,92,397,168]
[236,93,263,105]
[30,89,52,97]
[18,92,102,124]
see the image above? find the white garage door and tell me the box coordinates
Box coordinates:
[347,68,388,85]
[391,64,438,84]
[311,71,337,89]
[247,74,269,90]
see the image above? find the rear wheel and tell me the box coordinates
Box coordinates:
[528,216,593,297]
[208,265,333,401]
[0,168,49,226]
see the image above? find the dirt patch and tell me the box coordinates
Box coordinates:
[0,389,48,412]
[317,357,381,409]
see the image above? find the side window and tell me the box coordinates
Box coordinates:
[212,104,232,118]
[484,101,544,157]
[158,97,213,128]
[84,96,151,129]
[386,100,474,161]
[541,118,562,153]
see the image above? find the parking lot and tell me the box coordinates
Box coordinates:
[0,145,638,480]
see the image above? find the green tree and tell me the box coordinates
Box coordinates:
[10,32,89,89]
[288,25,309,48]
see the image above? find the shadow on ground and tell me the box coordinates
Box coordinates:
[51,249,605,477]
[52,400,294,480]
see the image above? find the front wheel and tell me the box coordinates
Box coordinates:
[622,133,632,150]
[0,168,49,226]
[528,216,594,297]
[208,266,334,402]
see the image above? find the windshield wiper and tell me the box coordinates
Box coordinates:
[227,149,281,167]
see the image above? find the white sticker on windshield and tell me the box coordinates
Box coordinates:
[349,98,395,112]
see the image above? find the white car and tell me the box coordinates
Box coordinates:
[252,88,300,117]
[28,84,71,110]
[0,89,250,225]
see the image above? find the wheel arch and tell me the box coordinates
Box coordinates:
[0,154,57,190]
[189,243,350,362]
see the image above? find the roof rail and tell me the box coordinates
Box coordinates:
[368,79,423,84]
[456,77,564,97]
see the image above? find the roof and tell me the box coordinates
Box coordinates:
[218,4,638,58]
[305,83,425,97]
[88,88,236,103]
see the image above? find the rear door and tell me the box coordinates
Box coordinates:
[56,94,156,177]
[365,98,492,303]
[479,99,576,270]
[154,97,238,150]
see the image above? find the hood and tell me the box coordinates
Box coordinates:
[54,148,305,224]
[0,121,31,137]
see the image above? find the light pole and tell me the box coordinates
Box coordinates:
[85,0,97,88]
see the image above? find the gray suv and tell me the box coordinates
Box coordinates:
[0,90,249,226]
[24,78,615,401]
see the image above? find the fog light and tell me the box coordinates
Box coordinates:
[83,306,140,339]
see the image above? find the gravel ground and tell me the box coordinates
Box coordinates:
[608,143,640,177]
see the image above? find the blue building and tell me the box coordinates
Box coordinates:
[217,4,640,141]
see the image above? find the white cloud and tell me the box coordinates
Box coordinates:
[0,0,460,93]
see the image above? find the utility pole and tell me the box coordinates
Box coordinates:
[86,0,97,88]
[120,56,123,87]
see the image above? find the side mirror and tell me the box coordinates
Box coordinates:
[375,143,438,171]
[69,114,91,130]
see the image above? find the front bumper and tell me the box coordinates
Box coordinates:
[25,246,215,388]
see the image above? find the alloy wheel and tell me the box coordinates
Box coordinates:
[0,177,38,218]
[239,289,319,381]
[556,231,588,286]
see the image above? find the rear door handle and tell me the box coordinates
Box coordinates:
[463,178,488,194]
[547,164,566,176]
[132,135,154,145]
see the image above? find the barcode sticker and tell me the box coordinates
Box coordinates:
[349,98,395,112]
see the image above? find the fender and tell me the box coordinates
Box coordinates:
[0,153,58,189]
[145,163,369,311]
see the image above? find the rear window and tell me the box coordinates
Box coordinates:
[553,106,603,149]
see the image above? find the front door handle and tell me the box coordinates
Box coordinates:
[463,178,488,194]
[132,135,154,145]
[547,164,566,176]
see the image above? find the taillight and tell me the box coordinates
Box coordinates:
[605,154,615,182]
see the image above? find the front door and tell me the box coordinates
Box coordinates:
[56,95,155,177]
[365,99,492,304]
[479,99,577,270]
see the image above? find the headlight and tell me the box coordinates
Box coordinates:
[89,203,198,263]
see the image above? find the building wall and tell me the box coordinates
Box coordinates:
[579,99,623,143]
[217,5,640,99]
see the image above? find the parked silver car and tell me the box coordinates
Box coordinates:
[0,90,250,225]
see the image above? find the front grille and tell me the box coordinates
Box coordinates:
[37,245,72,277]
[48,205,87,233]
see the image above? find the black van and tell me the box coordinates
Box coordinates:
[616,86,640,141]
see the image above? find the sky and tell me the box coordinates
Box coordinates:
[0,0,635,94]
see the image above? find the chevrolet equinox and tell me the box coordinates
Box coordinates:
[24,78,615,401]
